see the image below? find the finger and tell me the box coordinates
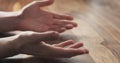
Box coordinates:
[51,27,67,33]
[35,0,54,7]
[68,42,83,48]
[53,20,77,29]
[67,49,89,55]
[53,13,74,20]
[55,40,74,47]
[58,27,67,33]
[62,21,78,27]
[65,24,74,29]
[59,48,89,58]
[39,42,88,58]
[54,21,77,27]
[48,25,67,33]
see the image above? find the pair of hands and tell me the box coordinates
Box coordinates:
[6,0,88,58]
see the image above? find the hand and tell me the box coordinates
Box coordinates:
[17,0,77,33]
[12,31,88,58]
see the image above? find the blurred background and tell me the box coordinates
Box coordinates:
[0,0,33,11]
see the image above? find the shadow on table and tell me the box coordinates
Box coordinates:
[0,58,68,63]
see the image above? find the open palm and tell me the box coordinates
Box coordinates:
[18,0,77,33]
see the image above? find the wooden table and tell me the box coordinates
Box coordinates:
[0,0,120,63]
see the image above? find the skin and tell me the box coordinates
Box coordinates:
[0,0,88,59]
[0,0,77,33]
[18,0,77,33]
[0,31,88,59]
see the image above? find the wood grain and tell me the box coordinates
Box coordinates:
[0,0,120,63]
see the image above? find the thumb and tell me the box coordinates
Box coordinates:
[21,0,54,11]
[34,0,54,7]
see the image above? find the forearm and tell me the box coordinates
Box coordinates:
[0,11,20,32]
[0,36,19,59]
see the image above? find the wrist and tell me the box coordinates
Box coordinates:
[0,11,21,32]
